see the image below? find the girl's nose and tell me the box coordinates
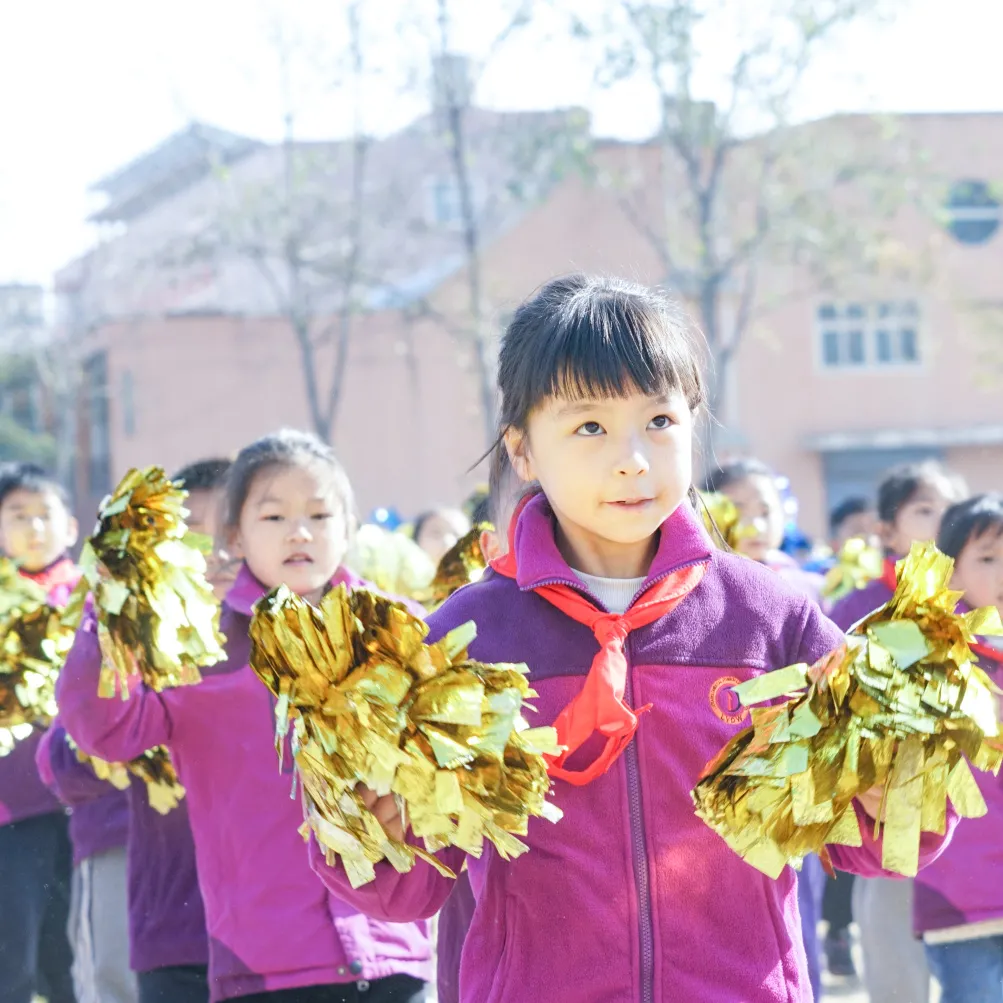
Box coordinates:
[288,521,312,542]
[616,440,651,476]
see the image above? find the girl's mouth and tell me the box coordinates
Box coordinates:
[283,553,313,566]
[609,498,655,510]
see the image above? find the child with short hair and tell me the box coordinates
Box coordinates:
[311,275,956,1003]
[829,496,878,552]
[57,431,430,1002]
[914,494,1003,1003]
[0,465,78,1003]
[830,459,967,1003]
[128,457,231,1003]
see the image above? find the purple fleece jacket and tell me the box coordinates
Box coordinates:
[36,721,129,865]
[55,564,431,1002]
[311,496,956,1003]
[914,638,1003,936]
[127,778,208,974]
[0,558,81,828]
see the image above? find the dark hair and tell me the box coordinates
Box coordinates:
[877,460,963,524]
[0,464,71,512]
[471,497,492,526]
[224,430,355,527]
[703,458,775,494]
[497,274,704,433]
[829,496,872,535]
[937,494,1003,560]
[173,458,232,493]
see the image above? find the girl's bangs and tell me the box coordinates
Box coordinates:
[542,312,697,405]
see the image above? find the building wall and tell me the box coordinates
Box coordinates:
[72,113,1003,536]
[87,310,487,522]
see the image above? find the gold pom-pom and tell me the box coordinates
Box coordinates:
[0,559,76,756]
[692,541,1003,878]
[345,525,436,600]
[250,584,562,888]
[72,742,185,815]
[699,492,757,551]
[822,537,885,603]
[75,468,226,698]
[415,525,490,612]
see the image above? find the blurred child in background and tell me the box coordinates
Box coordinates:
[830,459,967,1003]
[914,494,1003,1003]
[0,465,79,1003]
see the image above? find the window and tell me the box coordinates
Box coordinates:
[121,370,135,436]
[816,301,921,369]
[944,179,1001,245]
[425,177,464,226]
[84,352,111,494]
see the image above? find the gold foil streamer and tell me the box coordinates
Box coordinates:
[250,584,562,888]
[415,526,491,612]
[699,492,758,551]
[822,537,885,603]
[0,559,76,756]
[73,468,226,698]
[692,541,1003,878]
[72,742,186,815]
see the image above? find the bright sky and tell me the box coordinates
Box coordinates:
[0,0,999,284]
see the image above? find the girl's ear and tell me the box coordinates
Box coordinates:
[66,515,80,551]
[225,525,244,561]
[504,427,534,484]
[877,520,896,548]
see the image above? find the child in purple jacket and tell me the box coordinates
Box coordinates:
[56,430,430,1003]
[0,465,79,1003]
[914,494,1003,1003]
[127,457,232,1003]
[830,459,966,1003]
[311,274,957,1003]
[705,457,827,999]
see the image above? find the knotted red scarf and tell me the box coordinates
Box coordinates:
[491,506,706,784]
[880,556,898,593]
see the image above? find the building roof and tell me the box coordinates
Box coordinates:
[89,122,264,224]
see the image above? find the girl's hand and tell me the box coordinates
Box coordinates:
[359,785,406,841]
[856,785,885,820]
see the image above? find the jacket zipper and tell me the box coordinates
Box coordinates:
[528,556,710,1003]
[624,632,654,1003]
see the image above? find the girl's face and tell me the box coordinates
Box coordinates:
[416,510,470,564]
[723,474,785,563]
[185,487,234,603]
[506,388,693,579]
[952,529,1003,617]
[882,478,958,556]
[233,463,349,604]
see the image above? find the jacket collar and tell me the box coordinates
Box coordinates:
[223,562,363,617]
[495,491,713,592]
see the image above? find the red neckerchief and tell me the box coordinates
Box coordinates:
[20,556,79,595]
[491,498,707,785]
[971,640,1003,666]
[880,556,898,593]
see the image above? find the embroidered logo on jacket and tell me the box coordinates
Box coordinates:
[708,675,749,725]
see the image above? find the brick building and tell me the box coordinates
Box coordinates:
[57,108,1003,535]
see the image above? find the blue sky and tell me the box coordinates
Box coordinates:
[1,0,999,284]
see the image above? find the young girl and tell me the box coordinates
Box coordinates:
[830,459,966,1003]
[705,458,827,996]
[310,275,955,1003]
[914,494,1003,1003]
[56,431,430,1003]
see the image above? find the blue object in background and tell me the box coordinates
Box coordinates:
[368,506,402,530]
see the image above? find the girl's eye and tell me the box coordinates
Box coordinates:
[311,512,332,521]
[262,514,283,522]
[649,414,673,430]
[575,421,604,436]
